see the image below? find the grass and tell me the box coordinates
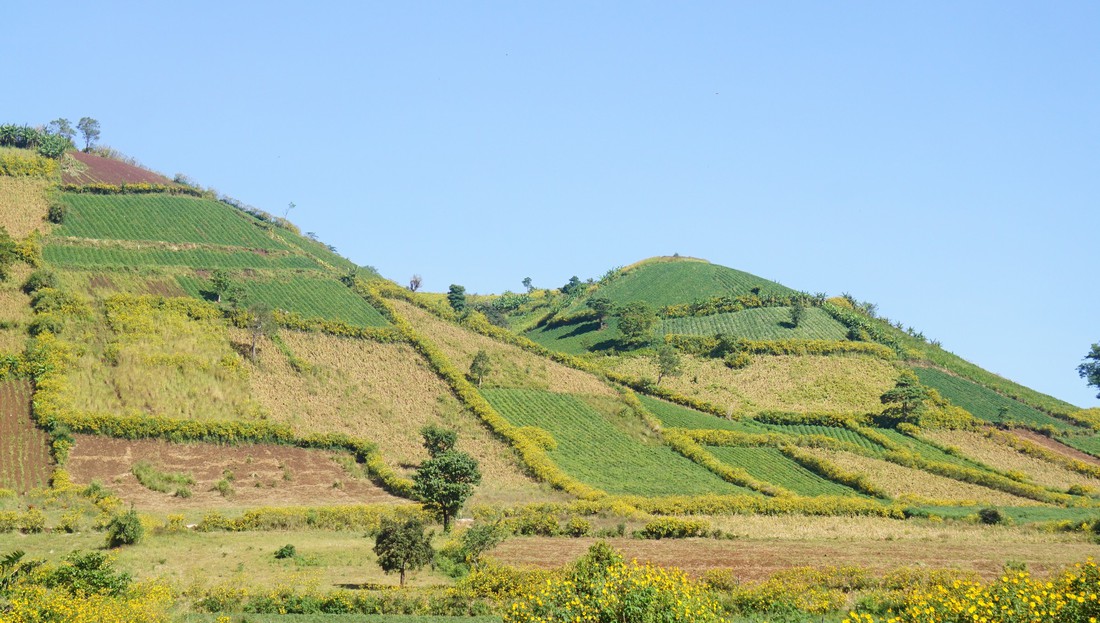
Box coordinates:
[568,258,795,312]
[638,395,770,433]
[483,388,755,497]
[0,380,50,492]
[244,331,554,507]
[914,367,1076,431]
[758,424,886,452]
[606,353,897,416]
[524,316,623,355]
[801,448,1044,506]
[392,300,614,397]
[56,193,291,251]
[922,429,1100,491]
[45,243,322,270]
[0,177,50,238]
[131,460,195,497]
[707,446,860,496]
[660,307,848,341]
[871,427,989,470]
[1057,434,1100,458]
[910,505,1100,524]
[177,275,389,327]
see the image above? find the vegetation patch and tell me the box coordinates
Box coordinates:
[708,446,861,497]
[639,395,769,432]
[45,242,321,271]
[923,429,1100,491]
[0,177,50,238]
[660,306,847,340]
[483,388,755,497]
[914,366,1075,431]
[130,460,195,497]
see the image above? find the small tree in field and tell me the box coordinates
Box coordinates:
[447,284,466,312]
[586,296,613,330]
[880,370,930,424]
[469,350,491,387]
[522,277,533,293]
[655,344,682,385]
[1080,342,1100,399]
[617,302,657,347]
[210,270,233,303]
[408,275,422,292]
[788,299,805,328]
[373,517,433,587]
[247,302,277,362]
[420,424,457,458]
[413,442,481,532]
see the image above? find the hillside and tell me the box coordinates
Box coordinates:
[1,139,1099,622]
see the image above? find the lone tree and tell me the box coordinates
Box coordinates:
[408,275,422,292]
[413,429,481,532]
[522,277,533,293]
[46,118,75,143]
[420,424,457,458]
[655,344,682,386]
[1080,342,1100,399]
[447,284,466,312]
[373,517,433,588]
[585,296,613,330]
[77,117,100,152]
[246,302,277,362]
[210,270,233,303]
[880,370,931,424]
[469,349,491,388]
[617,302,657,347]
[560,276,583,296]
[788,299,806,328]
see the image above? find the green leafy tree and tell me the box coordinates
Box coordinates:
[788,299,805,328]
[46,118,75,143]
[617,302,657,347]
[408,274,422,292]
[210,270,233,303]
[105,509,144,548]
[560,276,583,296]
[586,296,613,330]
[413,450,481,532]
[420,424,457,458]
[1080,343,1100,399]
[655,344,682,385]
[469,349,492,388]
[447,284,467,312]
[522,277,533,293]
[77,117,100,152]
[880,370,931,423]
[373,517,434,587]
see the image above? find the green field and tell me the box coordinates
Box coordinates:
[44,243,321,270]
[872,428,990,470]
[274,229,370,274]
[707,446,860,497]
[758,424,886,452]
[483,388,755,496]
[1056,434,1100,458]
[660,307,847,340]
[57,193,290,251]
[524,316,622,354]
[914,367,1077,432]
[571,259,796,311]
[177,275,389,327]
[638,395,769,433]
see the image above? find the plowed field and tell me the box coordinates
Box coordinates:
[0,380,50,492]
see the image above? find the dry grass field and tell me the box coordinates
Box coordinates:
[244,330,563,507]
[606,353,897,415]
[802,448,1043,506]
[393,300,615,397]
[0,177,50,238]
[922,429,1100,491]
[0,263,31,353]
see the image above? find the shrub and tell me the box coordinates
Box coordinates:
[47,200,67,224]
[22,269,58,295]
[978,507,1004,525]
[106,509,145,547]
[636,516,711,539]
[19,507,46,534]
[274,544,297,559]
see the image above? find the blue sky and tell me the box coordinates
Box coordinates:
[6,1,1098,406]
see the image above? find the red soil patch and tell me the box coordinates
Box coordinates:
[492,537,1096,582]
[145,279,187,297]
[0,380,51,493]
[62,151,174,186]
[65,435,404,511]
[1012,429,1100,466]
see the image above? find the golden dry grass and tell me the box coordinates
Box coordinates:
[244,330,565,506]
[606,353,897,415]
[393,299,614,397]
[0,177,50,238]
[923,429,1100,491]
[803,448,1043,506]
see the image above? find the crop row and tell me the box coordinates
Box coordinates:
[639,395,769,433]
[0,380,50,492]
[706,445,860,497]
[177,275,389,327]
[482,388,753,497]
[914,367,1075,432]
[659,307,847,341]
[757,423,885,452]
[57,193,290,251]
[44,243,321,270]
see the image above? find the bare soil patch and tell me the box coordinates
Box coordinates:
[65,435,404,511]
[491,536,1099,581]
[61,151,173,185]
[1013,429,1100,466]
[0,380,50,492]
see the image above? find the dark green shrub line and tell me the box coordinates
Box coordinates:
[660,292,824,319]
[665,334,896,360]
[59,182,202,196]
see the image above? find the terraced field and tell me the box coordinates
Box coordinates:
[660,307,848,341]
[871,427,989,469]
[759,424,886,451]
[0,380,50,492]
[177,275,388,327]
[45,243,321,270]
[483,388,754,496]
[639,395,768,432]
[1056,435,1100,459]
[707,446,860,497]
[914,367,1075,431]
[923,429,1100,491]
[56,193,288,250]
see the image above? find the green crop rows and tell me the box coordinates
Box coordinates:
[57,193,290,251]
[660,307,848,340]
[914,367,1076,432]
[177,275,389,327]
[44,243,321,271]
[1056,435,1100,459]
[573,260,795,311]
[707,446,859,497]
[871,428,988,470]
[483,388,755,497]
[639,395,770,433]
[274,229,371,275]
[759,424,885,451]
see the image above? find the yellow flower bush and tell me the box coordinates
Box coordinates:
[0,582,173,623]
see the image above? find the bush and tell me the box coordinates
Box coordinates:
[47,200,67,224]
[106,509,145,547]
[978,507,1005,525]
[274,544,297,559]
[22,269,58,295]
[636,517,711,539]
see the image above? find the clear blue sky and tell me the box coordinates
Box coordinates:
[6,1,1098,407]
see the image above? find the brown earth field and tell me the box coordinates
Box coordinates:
[491,535,1100,582]
[1012,429,1100,466]
[65,435,404,511]
[61,151,174,185]
[0,380,51,492]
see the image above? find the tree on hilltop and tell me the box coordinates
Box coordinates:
[447,284,466,312]
[1080,342,1100,399]
[77,117,100,152]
